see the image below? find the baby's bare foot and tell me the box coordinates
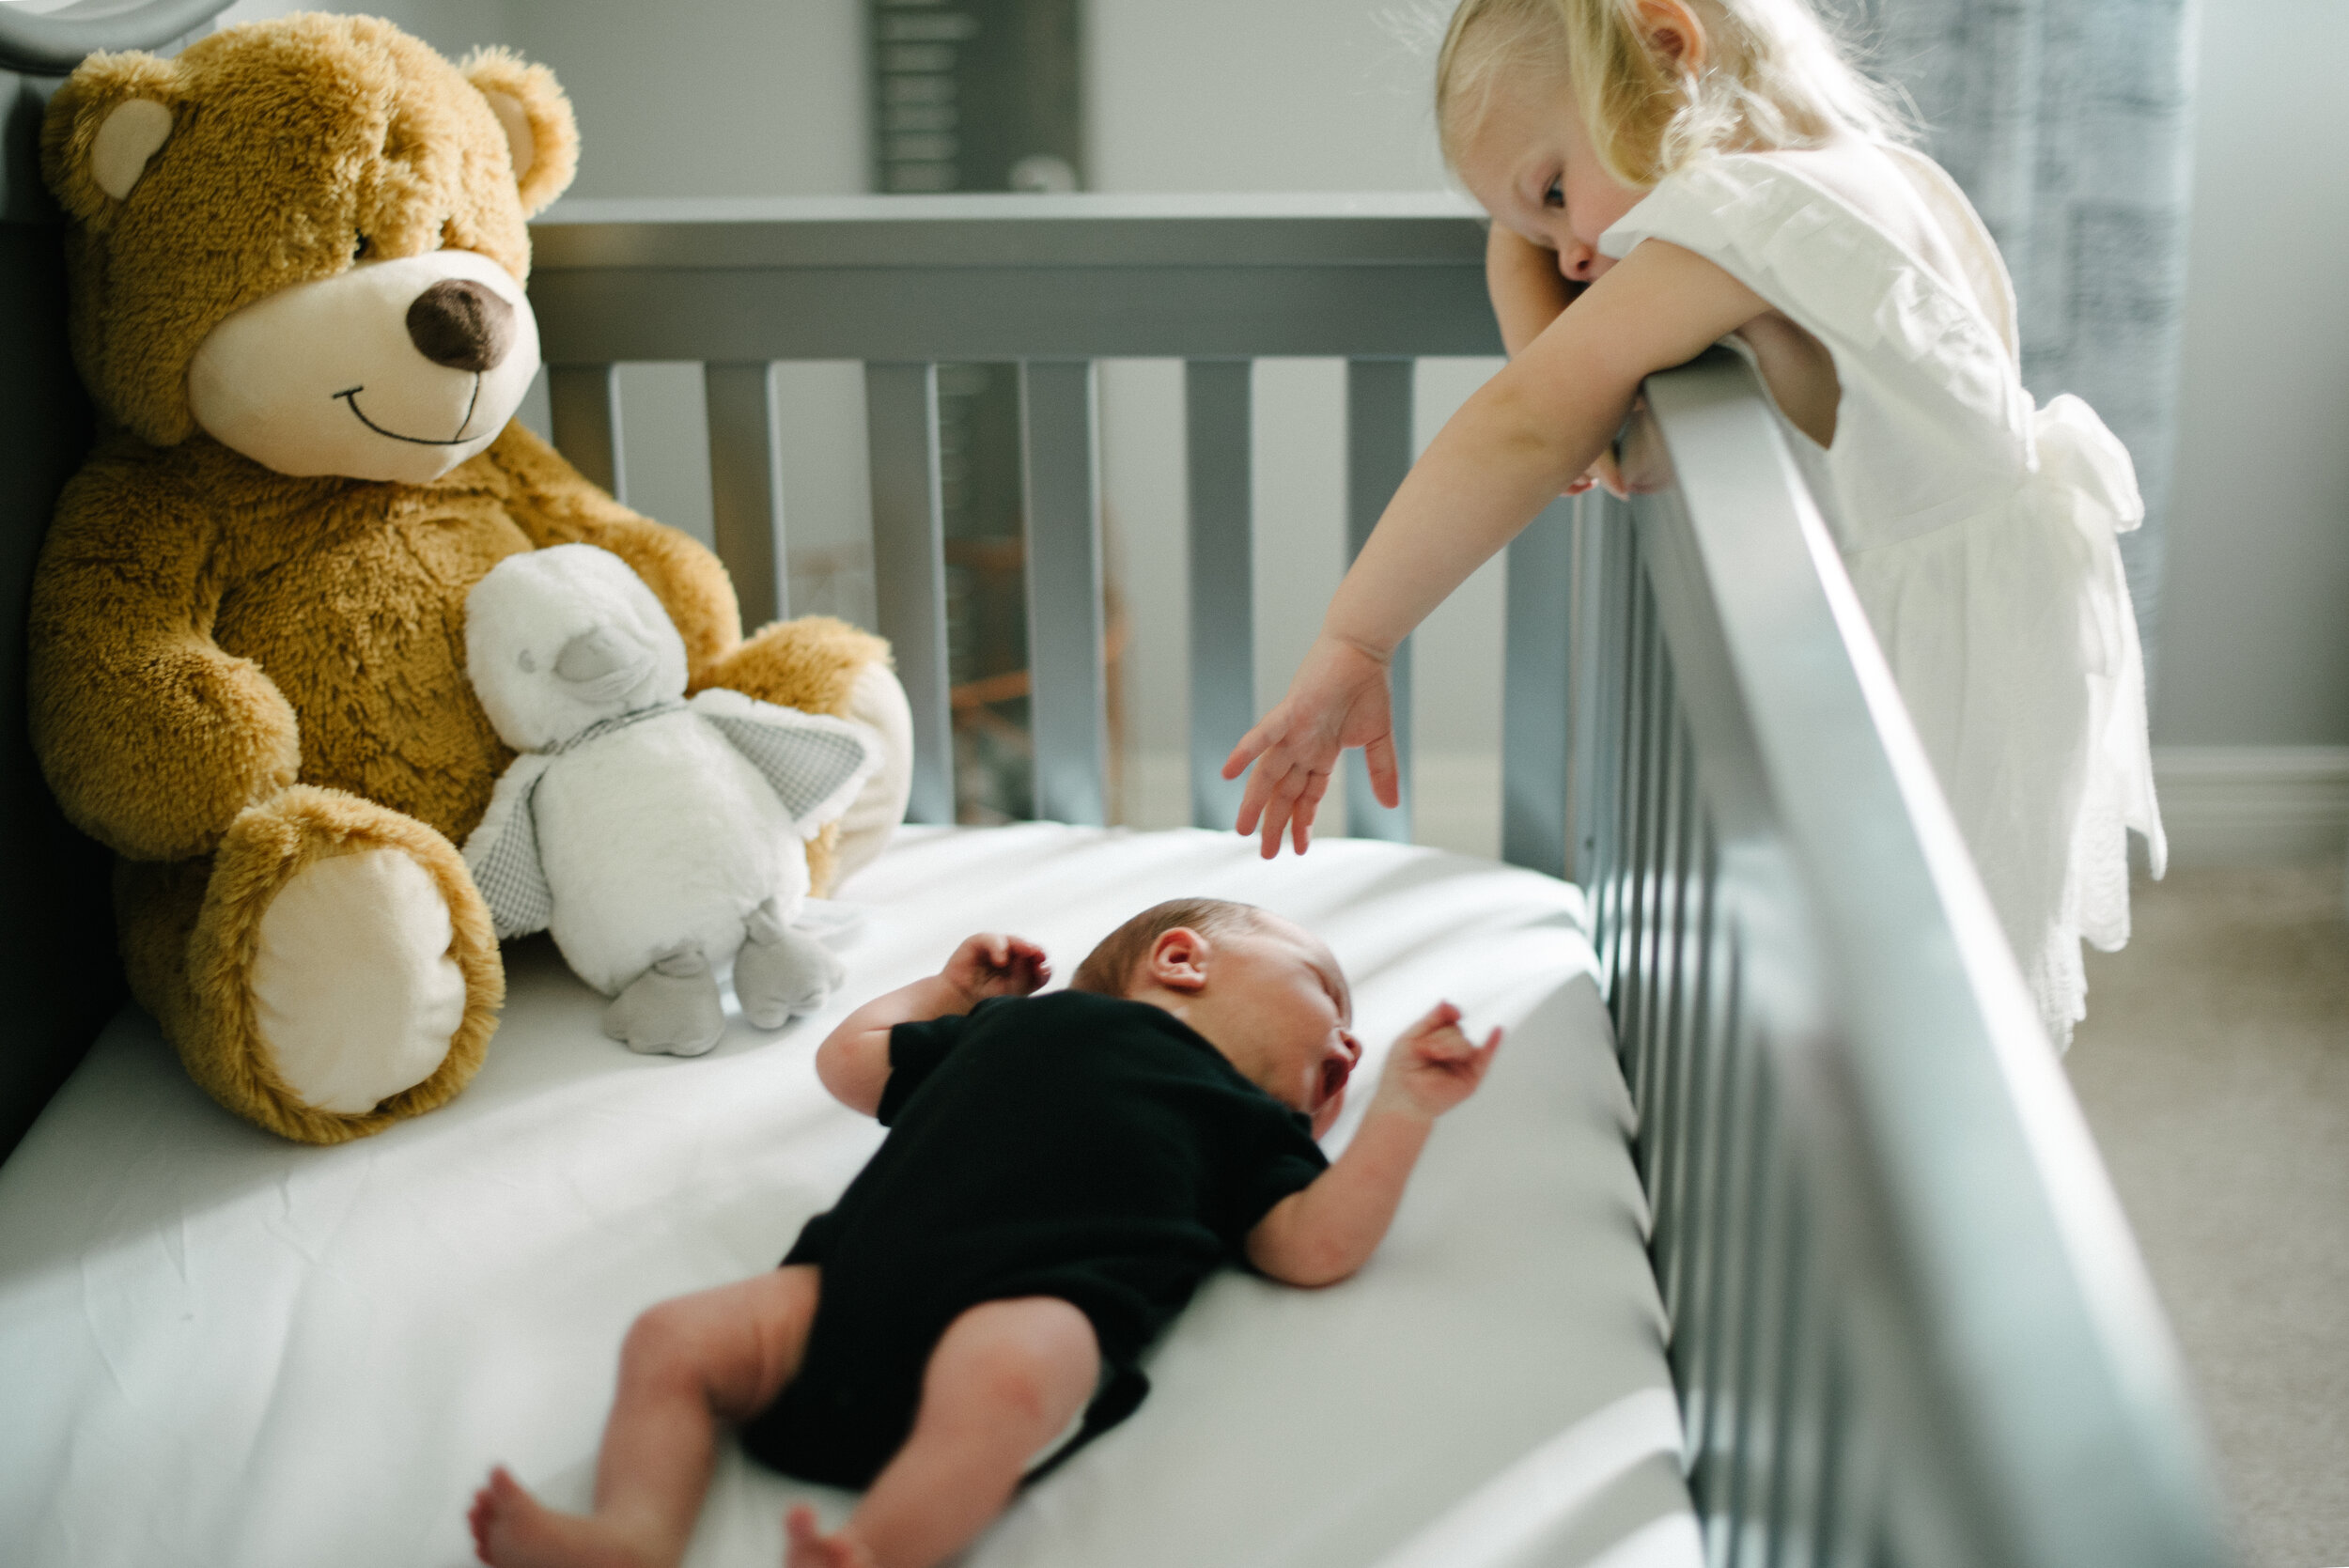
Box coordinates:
[784,1504,878,1568]
[470,1467,658,1568]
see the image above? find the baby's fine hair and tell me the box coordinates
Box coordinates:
[1436,0,1910,189]
[1071,898,1266,998]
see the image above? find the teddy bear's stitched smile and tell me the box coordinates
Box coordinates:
[334,378,483,445]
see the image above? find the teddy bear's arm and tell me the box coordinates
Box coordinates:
[27,462,302,862]
[484,423,744,677]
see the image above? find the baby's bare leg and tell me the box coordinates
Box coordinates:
[471,1265,820,1568]
[789,1296,1098,1568]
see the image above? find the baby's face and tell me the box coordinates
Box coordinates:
[1206,920,1362,1137]
[1454,64,1647,287]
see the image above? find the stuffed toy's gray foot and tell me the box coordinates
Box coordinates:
[734,902,847,1029]
[602,944,725,1057]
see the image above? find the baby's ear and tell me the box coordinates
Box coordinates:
[460,47,579,216]
[40,49,184,222]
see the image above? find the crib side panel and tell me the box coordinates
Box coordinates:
[1594,351,2233,1568]
[529,198,1572,842]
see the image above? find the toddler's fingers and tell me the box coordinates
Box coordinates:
[1222,713,1281,783]
[1257,766,1313,860]
[1234,749,1288,837]
[1363,731,1402,810]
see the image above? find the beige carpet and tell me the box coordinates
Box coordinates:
[2069,859,2349,1568]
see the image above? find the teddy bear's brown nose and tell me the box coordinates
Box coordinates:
[405,279,516,373]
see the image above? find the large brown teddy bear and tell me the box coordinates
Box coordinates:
[28,15,914,1144]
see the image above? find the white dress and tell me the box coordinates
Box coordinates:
[1598,142,2165,1048]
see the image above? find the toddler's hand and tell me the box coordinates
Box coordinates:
[1222,634,1395,859]
[1372,1001,1501,1121]
[1565,442,1626,499]
[941,933,1050,1006]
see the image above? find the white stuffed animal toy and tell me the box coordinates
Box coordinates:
[461,544,881,1056]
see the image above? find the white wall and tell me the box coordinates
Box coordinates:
[2150,0,2349,750]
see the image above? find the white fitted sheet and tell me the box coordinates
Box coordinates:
[0,825,1699,1568]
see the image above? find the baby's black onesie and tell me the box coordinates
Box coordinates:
[739,989,1329,1487]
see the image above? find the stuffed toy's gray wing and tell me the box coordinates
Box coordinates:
[462,752,557,939]
[690,689,883,837]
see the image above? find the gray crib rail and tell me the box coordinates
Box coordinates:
[1597,351,2233,1568]
[526,196,2233,1567]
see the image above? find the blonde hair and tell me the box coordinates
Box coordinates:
[1436,0,1910,190]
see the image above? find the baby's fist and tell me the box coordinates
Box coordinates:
[1374,1001,1501,1120]
[942,933,1050,1004]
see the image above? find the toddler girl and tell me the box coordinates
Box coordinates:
[1226,0,2163,1046]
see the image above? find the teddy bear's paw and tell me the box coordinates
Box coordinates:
[734,907,847,1029]
[251,847,470,1113]
[602,945,724,1057]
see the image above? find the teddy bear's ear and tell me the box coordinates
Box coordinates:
[459,48,578,217]
[39,50,185,221]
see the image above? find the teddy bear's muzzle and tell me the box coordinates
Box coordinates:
[406,280,517,373]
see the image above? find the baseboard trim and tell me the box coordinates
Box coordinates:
[2153,746,2349,866]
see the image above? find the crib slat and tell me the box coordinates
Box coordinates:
[1729,1075,1795,1568]
[1595,505,1638,984]
[1565,492,1612,887]
[1019,360,1108,826]
[549,363,626,503]
[1699,1020,1771,1564]
[1621,576,1662,1074]
[1501,497,1575,874]
[704,362,788,629]
[1678,926,1746,1485]
[1642,710,1694,1192]
[1653,811,1719,1324]
[1636,671,1684,1129]
[1344,358,1413,841]
[865,362,956,825]
[1186,360,1255,831]
[1766,1206,1830,1568]
[1600,560,1636,1011]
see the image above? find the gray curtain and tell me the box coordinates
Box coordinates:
[1847,0,2198,675]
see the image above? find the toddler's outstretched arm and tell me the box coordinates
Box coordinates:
[815,934,1050,1115]
[1247,1002,1501,1287]
[1225,238,1770,858]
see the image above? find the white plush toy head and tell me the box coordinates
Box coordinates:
[466,545,689,753]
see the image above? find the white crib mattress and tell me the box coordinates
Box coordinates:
[0,825,1700,1568]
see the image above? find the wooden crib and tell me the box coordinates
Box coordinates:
[0,8,2235,1567]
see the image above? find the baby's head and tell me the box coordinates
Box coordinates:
[1437,0,1906,259]
[1074,899,1361,1137]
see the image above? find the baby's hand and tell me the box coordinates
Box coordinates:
[1371,1001,1501,1121]
[941,933,1050,1006]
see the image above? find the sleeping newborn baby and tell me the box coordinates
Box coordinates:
[468,898,1501,1568]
